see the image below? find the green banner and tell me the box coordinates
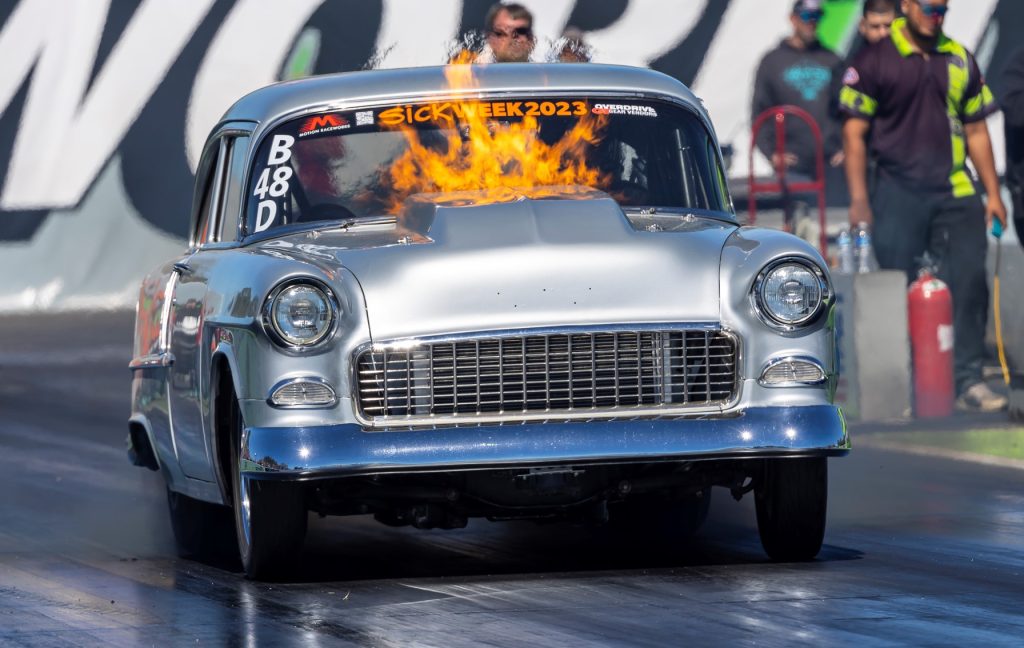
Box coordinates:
[819,0,862,54]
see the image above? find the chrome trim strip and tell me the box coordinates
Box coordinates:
[129,352,176,370]
[757,356,827,387]
[363,322,724,350]
[267,376,339,409]
[241,405,848,477]
[351,324,741,428]
[158,271,178,353]
[172,261,193,275]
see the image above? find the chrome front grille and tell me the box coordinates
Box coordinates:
[355,328,739,424]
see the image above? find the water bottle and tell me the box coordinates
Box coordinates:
[855,221,878,273]
[836,227,855,274]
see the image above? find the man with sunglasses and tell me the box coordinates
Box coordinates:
[484,2,536,64]
[840,0,1009,412]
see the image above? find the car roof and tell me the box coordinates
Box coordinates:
[221,63,711,139]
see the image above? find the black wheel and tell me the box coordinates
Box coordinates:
[755,457,828,561]
[610,489,712,541]
[166,487,235,560]
[227,395,307,580]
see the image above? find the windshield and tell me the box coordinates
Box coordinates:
[244,97,732,236]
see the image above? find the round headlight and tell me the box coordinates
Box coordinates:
[268,283,335,346]
[756,261,825,326]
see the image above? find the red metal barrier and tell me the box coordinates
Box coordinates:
[747,105,827,256]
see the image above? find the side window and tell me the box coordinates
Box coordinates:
[193,139,227,247]
[217,136,250,242]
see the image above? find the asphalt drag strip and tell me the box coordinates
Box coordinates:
[1,311,1023,645]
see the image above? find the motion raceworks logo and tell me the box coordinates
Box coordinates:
[298,114,350,137]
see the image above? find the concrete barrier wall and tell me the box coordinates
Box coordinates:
[0,0,1019,311]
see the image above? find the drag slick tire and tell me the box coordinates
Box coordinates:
[755,457,827,561]
[166,487,235,561]
[228,396,307,580]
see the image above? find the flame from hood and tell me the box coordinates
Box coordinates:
[380,53,609,213]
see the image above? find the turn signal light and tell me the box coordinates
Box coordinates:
[759,359,826,386]
[268,379,337,408]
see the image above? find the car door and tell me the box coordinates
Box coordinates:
[168,128,251,481]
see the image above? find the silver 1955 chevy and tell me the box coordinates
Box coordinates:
[128,63,848,579]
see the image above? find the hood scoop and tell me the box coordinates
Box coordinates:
[401,189,633,250]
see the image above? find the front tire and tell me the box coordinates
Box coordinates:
[755,457,828,561]
[227,396,307,580]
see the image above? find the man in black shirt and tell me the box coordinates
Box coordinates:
[752,0,844,179]
[841,0,1008,411]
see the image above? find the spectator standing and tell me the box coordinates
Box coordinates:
[826,1,898,208]
[484,3,536,63]
[849,0,898,58]
[752,0,844,180]
[1002,48,1024,236]
[841,0,1008,411]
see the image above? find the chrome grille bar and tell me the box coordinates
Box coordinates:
[355,327,739,424]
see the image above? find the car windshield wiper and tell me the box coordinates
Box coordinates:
[311,215,398,234]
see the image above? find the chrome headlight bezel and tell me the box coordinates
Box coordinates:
[751,258,831,331]
[261,278,339,350]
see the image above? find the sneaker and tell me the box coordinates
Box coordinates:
[955,382,1009,412]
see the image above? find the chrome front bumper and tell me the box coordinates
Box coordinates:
[241,405,848,479]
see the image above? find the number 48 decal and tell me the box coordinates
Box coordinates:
[253,166,293,200]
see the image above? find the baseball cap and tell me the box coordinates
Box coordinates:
[792,0,823,14]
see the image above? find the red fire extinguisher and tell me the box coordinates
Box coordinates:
[908,269,954,417]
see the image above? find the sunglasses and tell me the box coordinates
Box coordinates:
[798,9,824,23]
[915,1,948,18]
[491,26,533,40]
